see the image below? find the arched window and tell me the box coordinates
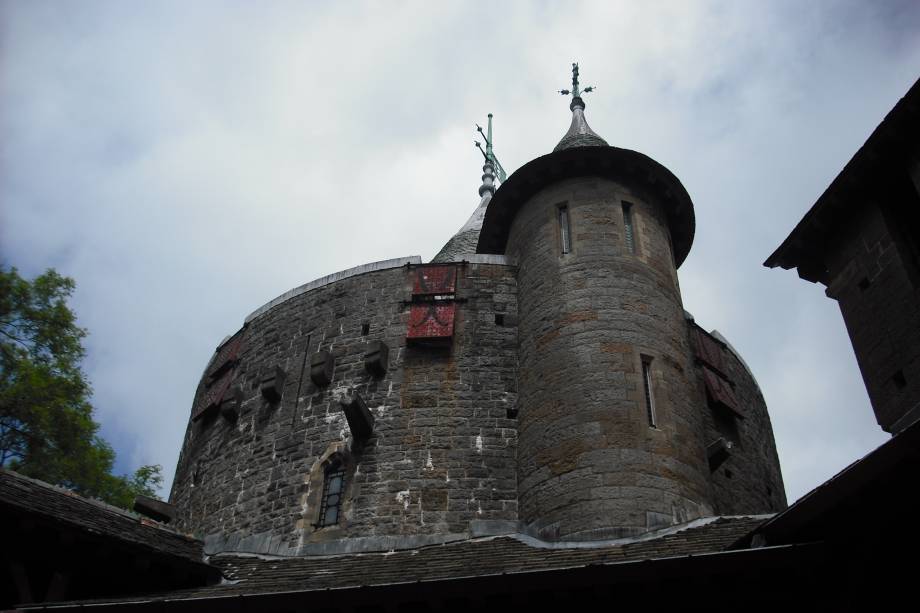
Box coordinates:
[318,456,346,526]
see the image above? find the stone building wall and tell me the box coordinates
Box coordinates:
[169,261,519,555]
[169,184,788,553]
[507,176,716,541]
[692,325,787,515]
[823,183,920,433]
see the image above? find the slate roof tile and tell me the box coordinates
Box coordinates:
[0,468,203,564]
[38,516,765,607]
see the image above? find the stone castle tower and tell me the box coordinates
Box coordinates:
[169,67,785,555]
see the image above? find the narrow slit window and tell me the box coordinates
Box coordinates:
[559,205,572,254]
[622,202,636,254]
[642,357,657,428]
[318,458,346,526]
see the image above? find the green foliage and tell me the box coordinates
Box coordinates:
[0,265,161,509]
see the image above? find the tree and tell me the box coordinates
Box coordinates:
[0,265,161,508]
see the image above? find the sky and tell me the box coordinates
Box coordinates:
[1,0,918,504]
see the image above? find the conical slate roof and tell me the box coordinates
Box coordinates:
[554,97,608,151]
[431,161,496,263]
[431,191,491,263]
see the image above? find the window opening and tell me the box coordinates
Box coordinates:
[622,202,636,254]
[318,457,346,526]
[495,313,505,326]
[361,323,370,336]
[559,205,572,254]
[642,357,657,428]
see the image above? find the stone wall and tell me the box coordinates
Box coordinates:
[169,262,519,554]
[824,179,920,433]
[507,176,716,541]
[169,191,787,553]
[693,325,787,515]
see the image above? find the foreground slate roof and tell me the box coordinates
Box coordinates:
[24,515,767,609]
[0,468,203,564]
[210,516,765,594]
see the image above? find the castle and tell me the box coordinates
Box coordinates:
[168,64,785,554]
[4,70,917,612]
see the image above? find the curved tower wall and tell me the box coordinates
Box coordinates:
[169,260,520,555]
[700,331,788,515]
[507,176,715,541]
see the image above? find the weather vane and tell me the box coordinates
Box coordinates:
[559,62,595,99]
[473,113,507,183]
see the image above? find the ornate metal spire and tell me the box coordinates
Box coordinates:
[475,113,507,183]
[431,114,506,263]
[555,62,608,151]
[558,62,595,107]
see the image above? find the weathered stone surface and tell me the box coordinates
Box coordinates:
[507,177,722,540]
[170,262,519,551]
[698,326,787,515]
[168,174,784,554]
[823,203,920,434]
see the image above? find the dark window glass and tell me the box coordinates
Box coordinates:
[642,358,656,428]
[559,205,571,254]
[319,459,346,527]
[622,202,636,254]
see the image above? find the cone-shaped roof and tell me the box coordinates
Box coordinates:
[431,160,496,263]
[554,97,608,151]
[431,190,492,263]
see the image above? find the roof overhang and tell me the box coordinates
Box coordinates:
[476,145,696,268]
[764,76,920,283]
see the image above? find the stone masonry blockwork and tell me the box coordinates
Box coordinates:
[507,177,716,540]
[169,263,520,553]
[169,144,787,554]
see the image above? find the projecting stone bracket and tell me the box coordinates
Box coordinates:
[133,495,176,524]
[220,387,243,422]
[363,341,389,378]
[310,350,334,387]
[340,392,375,444]
[707,437,733,471]
[260,366,287,403]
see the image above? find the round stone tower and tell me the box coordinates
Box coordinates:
[477,71,712,541]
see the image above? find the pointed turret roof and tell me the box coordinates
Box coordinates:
[554,96,608,151]
[554,63,608,151]
[431,166,493,263]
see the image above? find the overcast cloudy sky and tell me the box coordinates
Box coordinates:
[2,1,918,503]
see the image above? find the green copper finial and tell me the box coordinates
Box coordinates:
[559,62,595,100]
[474,113,507,182]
